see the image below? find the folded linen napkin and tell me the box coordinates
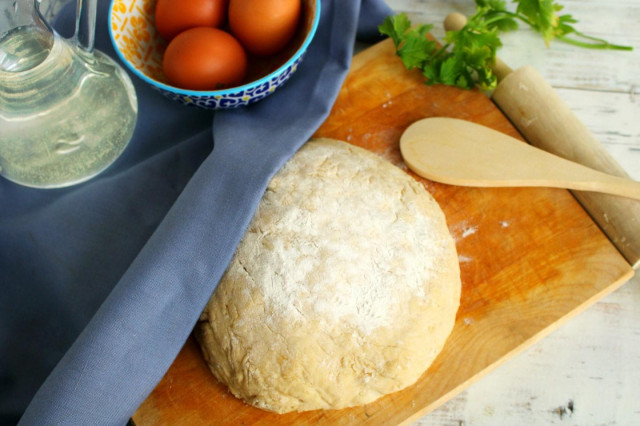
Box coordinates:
[0,0,392,424]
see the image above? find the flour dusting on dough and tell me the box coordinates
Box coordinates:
[241,139,453,335]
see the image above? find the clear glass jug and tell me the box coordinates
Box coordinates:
[0,0,137,188]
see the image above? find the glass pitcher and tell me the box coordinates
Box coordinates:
[0,0,138,188]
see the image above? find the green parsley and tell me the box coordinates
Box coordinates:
[379,0,632,91]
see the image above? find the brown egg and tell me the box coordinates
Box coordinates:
[162,27,247,91]
[228,0,301,56]
[155,0,229,41]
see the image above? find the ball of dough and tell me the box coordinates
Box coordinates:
[196,138,461,413]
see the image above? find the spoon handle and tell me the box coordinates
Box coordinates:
[564,170,640,201]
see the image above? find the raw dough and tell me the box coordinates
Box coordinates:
[196,138,461,413]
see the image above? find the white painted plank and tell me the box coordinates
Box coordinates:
[415,274,640,426]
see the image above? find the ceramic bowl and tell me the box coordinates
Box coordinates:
[108,0,320,109]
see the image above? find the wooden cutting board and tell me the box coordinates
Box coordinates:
[132,38,634,425]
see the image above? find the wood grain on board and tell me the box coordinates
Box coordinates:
[132,38,634,425]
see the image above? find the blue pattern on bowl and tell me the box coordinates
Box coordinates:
[156,56,303,109]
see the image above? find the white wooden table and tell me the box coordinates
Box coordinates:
[384,0,640,424]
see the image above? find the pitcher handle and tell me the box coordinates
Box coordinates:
[74,0,96,52]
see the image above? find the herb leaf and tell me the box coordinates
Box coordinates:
[516,0,558,44]
[379,14,437,71]
[444,15,503,90]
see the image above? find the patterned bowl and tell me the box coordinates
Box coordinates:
[108,0,320,109]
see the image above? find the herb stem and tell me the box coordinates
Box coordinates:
[482,10,534,29]
[431,43,451,60]
[558,31,634,51]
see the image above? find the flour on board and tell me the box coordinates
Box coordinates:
[450,220,479,241]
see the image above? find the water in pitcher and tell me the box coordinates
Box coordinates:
[0,0,138,188]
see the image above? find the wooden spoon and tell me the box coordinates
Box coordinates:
[400,117,640,201]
